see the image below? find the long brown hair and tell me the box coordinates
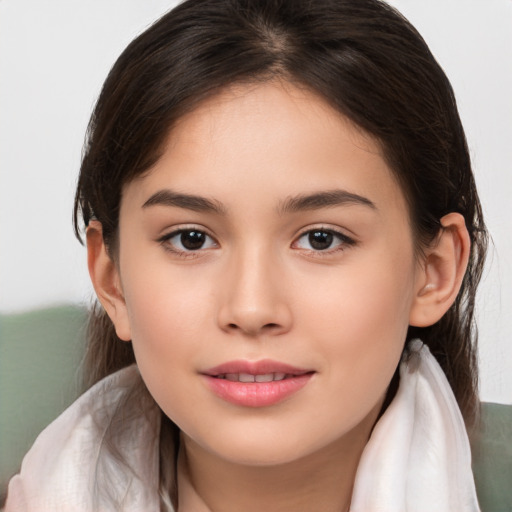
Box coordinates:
[74,0,487,507]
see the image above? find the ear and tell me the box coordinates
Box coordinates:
[409,213,470,327]
[86,221,132,341]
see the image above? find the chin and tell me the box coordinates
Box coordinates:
[190,424,338,468]
[215,443,310,467]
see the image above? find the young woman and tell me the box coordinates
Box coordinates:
[6,0,489,510]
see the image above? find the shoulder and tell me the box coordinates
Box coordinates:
[4,365,161,512]
[471,402,512,512]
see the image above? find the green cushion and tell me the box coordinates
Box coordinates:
[0,305,87,503]
[472,402,512,512]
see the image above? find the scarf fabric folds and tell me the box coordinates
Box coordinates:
[349,340,480,511]
[5,340,481,511]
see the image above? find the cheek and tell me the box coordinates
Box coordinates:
[123,288,210,433]
[121,245,212,334]
[300,253,414,343]
[125,281,209,358]
[298,250,415,404]
[119,256,213,395]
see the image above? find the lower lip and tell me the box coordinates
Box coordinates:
[203,374,313,407]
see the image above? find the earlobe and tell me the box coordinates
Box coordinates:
[409,213,470,327]
[86,221,132,341]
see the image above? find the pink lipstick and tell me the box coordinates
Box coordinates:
[202,359,314,407]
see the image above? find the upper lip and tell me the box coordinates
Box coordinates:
[203,359,313,377]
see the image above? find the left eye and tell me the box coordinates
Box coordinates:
[294,229,352,251]
[163,229,217,252]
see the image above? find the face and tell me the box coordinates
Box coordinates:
[114,81,423,466]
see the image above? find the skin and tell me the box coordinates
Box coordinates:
[88,81,470,511]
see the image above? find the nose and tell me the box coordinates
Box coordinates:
[217,247,293,337]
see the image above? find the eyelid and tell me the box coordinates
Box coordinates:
[291,225,357,253]
[156,223,356,258]
[157,225,219,257]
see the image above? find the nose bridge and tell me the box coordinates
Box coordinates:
[218,240,291,336]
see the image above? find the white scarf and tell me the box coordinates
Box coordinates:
[349,340,481,511]
[5,341,481,511]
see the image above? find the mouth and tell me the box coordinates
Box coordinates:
[204,359,313,377]
[214,372,296,382]
[202,360,315,407]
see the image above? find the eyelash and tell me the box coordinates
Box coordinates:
[157,226,356,258]
[158,227,218,259]
[292,227,356,255]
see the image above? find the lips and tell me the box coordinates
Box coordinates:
[202,359,314,407]
[204,359,312,377]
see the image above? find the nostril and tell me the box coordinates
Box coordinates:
[226,322,281,334]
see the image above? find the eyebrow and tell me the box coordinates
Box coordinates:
[142,189,227,215]
[142,188,376,216]
[278,189,376,214]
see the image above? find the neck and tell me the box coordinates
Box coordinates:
[178,402,382,512]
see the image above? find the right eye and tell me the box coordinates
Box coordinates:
[160,228,217,254]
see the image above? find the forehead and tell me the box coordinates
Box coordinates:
[126,80,407,219]
[168,81,381,164]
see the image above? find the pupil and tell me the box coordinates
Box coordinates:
[309,231,333,250]
[181,231,205,250]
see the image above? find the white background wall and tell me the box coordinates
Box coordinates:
[1,0,510,404]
